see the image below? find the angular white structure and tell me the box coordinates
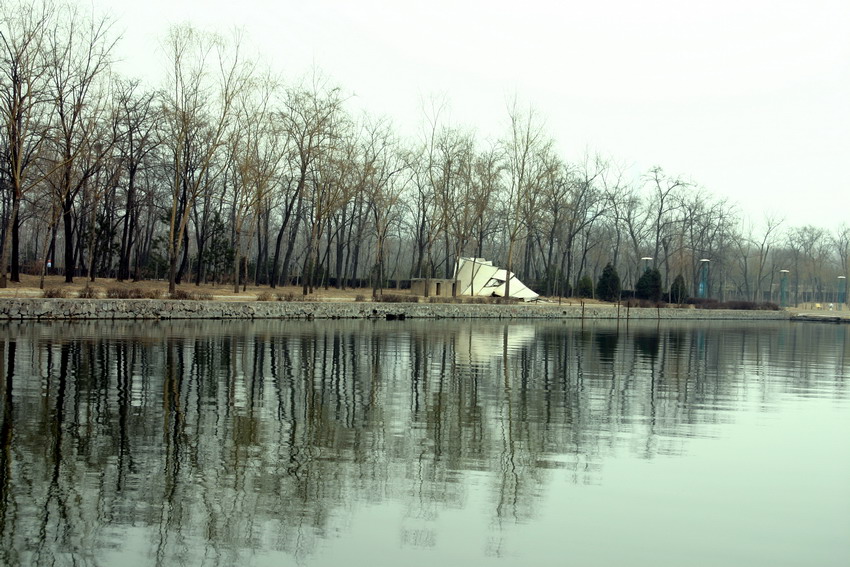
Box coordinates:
[453,257,539,301]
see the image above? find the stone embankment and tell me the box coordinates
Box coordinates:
[0,298,800,321]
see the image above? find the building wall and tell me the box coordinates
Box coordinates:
[410,279,457,297]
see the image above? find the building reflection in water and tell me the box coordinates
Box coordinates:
[0,319,845,564]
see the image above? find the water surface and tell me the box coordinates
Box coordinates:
[0,319,847,566]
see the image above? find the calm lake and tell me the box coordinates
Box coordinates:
[0,319,847,566]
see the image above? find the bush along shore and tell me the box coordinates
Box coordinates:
[0,297,798,322]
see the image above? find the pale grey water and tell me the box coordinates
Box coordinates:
[0,319,847,566]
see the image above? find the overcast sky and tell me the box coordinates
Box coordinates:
[96,0,850,230]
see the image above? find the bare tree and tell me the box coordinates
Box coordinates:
[402,144,435,280]
[44,3,118,283]
[161,24,252,294]
[537,156,571,295]
[834,224,849,278]
[733,213,784,301]
[409,97,460,289]
[676,190,736,297]
[271,77,343,290]
[300,109,351,295]
[501,99,550,298]
[430,125,477,278]
[794,225,831,303]
[227,73,282,292]
[359,116,406,296]
[0,0,54,287]
[113,79,160,281]
[560,154,609,293]
[645,166,687,282]
[834,225,850,305]
[470,145,502,258]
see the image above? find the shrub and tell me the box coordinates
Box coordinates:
[690,299,780,311]
[107,287,165,299]
[106,287,126,298]
[428,296,461,303]
[623,298,667,308]
[718,300,756,310]
[256,291,274,301]
[595,263,621,302]
[354,294,366,302]
[78,285,99,299]
[170,289,212,301]
[43,287,68,298]
[685,297,717,307]
[375,293,419,303]
[576,275,594,299]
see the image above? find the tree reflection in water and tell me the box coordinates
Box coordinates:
[0,319,845,564]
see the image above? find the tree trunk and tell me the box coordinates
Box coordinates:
[301,218,319,296]
[63,193,75,283]
[233,228,241,293]
[0,196,21,288]
[255,209,268,286]
[118,169,137,282]
[10,207,20,282]
[269,222,286,289]
[281,205,304,288]
[176,229,190,285]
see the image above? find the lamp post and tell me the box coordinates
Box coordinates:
[698,259,710,299]
[839,276,847,310]
[641,257,653,273]
[780,269,790,308]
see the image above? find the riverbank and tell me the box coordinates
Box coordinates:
[0,297,806,321]
[1,276,846,321]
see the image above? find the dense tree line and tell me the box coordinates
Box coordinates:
[2,1,847,303]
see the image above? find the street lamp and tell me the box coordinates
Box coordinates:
[698,259,710,299]
[641,257,653,273]
[839,276,847,310]
[780,269,790,308]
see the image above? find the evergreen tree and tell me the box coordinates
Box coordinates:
[669,274,688,303]
[595,262,621,302]
[576,274,594,298]
[635,268,663,301]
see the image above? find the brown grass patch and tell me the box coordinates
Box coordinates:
[0,275,373,302]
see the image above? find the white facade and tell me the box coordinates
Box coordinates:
[453,257,539,301]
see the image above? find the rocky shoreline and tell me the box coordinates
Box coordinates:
[0,298,804,322]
